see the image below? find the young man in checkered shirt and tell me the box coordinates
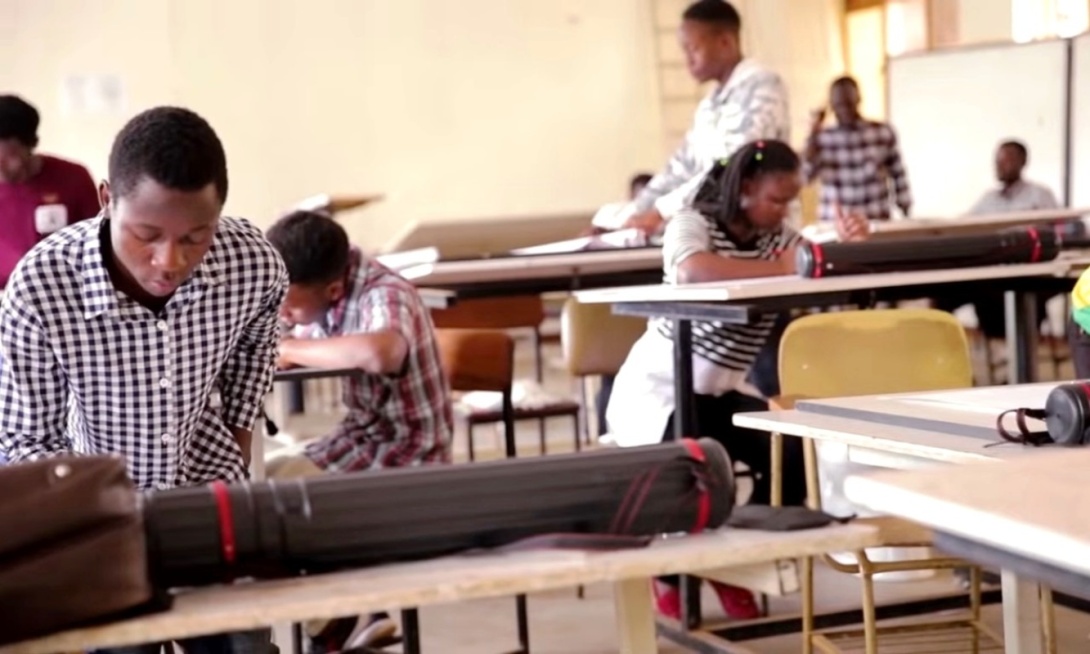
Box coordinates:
[0,107,286,654]
[803,76,912,223]
[265,210,453,652]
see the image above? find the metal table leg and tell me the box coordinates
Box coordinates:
[1005,290,1040,384]
[671,319,703,630]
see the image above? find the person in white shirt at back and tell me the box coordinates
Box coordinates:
[969,140,1059,214]
[590,0,790,237]
[934,139,1061,345]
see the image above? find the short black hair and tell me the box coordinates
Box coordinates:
[832,76,859,92]
[266,211,351,285]
[0,95,40,148]
[682,0,741,32]
[630,172,653,192]
[1000,140,1028,164]
[107,106,228,204]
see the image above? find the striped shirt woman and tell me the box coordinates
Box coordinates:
[607,138,867,622]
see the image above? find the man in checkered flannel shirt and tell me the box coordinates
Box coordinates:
[0,107,285,654]
[803,76,912,223]
[265,210,453,652]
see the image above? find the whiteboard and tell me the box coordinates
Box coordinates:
[1073,34,1090,208]
[889,40,1069,217]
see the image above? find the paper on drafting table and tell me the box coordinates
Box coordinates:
[508,228,647,256]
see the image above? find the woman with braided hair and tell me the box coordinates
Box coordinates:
[607,139,868,620]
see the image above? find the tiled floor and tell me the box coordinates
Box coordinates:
[268,335,1090,653]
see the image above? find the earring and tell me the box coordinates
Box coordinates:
[740,196,752,209]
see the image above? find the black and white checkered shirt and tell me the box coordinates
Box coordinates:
[802,119,912,222]
[0,215,287,490]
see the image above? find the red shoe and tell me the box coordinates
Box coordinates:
[710,581,760,620]
[652,581,681,619]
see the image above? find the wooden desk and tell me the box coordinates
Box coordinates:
[844,449,1090,654]
[399,248,664,298]
[0,525,880,654]
[734,383,1089,654]
[792,382,1059,442]
[576,261,1079,446]
[802,207,1089,242]
[734,408,1019,466]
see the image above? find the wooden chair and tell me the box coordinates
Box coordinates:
[432,296,581,457]
[774,308,1052,654]
[431,328,529,653]
[559,298,647,444]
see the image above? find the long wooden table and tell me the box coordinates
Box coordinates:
[844,448,1090,654]
[0,525,880,654]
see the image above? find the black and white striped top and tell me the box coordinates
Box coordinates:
[657,208,800,372]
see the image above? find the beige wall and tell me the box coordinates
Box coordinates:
[953,0,1015,45]
[0,0,666,249]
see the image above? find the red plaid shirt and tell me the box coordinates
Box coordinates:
[302,250,452,471]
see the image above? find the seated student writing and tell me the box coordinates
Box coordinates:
[607,139,867,620]
[0,107,287,654]
[265,210,453,652]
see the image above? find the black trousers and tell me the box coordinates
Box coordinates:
[658,390,807,589]
[1069,317,1090,379]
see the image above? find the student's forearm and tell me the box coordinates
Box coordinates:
[675,252,790,284]
[280,333,408,375]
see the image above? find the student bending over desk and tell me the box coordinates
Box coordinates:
[265,210,454,652]
[607,140,868,620]
[0,107,287,654]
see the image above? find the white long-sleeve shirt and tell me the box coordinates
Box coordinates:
[595,59,790,230]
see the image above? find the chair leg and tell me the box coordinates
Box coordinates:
[516,593,530,653]
[467,422,476,463]
[579,377,592,446]
[970,566,982,654]
[801,555,815,654]
[1041,586,1057,654]
[539,418,547,455]
[858,558,879,654]
[400,608,421,654]
[770,432,783,508]
[572,413,581,453]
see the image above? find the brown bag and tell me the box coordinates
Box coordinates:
[0,456,164,645]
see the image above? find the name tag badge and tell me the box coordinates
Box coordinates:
[34,204,68,235]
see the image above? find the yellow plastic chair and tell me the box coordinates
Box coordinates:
[775,308,1053,654]
[560,298,647,444]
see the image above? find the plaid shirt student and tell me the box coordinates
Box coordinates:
[0,216,287,490]
[296,249,452,472]
[803,120,911,222]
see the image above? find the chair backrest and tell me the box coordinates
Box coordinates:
[430,295,545,330]
[779,308,973,400]
[560,298,647,377]
[434,328,515,393]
